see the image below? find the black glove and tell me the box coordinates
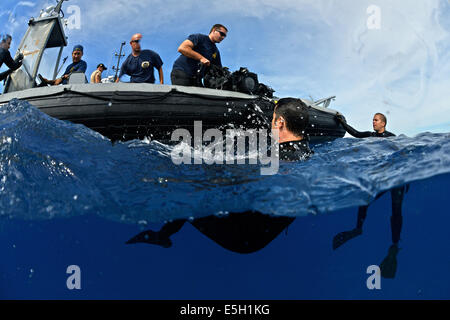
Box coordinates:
[335,113,346,123]
[17,52,24,61]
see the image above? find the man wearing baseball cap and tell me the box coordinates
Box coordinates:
[90,63,107,83]
[40,44,87,85]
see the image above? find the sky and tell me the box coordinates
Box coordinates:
[1,0,450,136]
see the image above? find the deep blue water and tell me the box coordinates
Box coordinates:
[0,99,449,299]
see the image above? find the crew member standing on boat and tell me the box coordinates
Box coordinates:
[90,63,107,83]
[0,34,24,81]
[40,45,87,85]
[116,33,164,84]
[171,24,227,86]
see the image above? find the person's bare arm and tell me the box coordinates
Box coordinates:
[158,67,164,84]
[95,72,101,83]
[178,40,210,66]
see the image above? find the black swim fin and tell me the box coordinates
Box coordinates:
[332,228,362,250]
[126,230,172,248]
[380,244,399,278]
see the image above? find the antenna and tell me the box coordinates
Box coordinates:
[113,42,126,82]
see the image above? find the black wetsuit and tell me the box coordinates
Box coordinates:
[279,139,313,161]
[337,116,404,244]
[0,48,22,81]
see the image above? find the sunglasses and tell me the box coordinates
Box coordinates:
[216,30,227,38]
[131,39,141,43]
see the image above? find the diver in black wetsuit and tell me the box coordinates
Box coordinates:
[333,112,407,278]
[0,34,23,82]
[274,98,313,161]
[126,98,313,253]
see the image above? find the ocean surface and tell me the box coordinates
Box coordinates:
[0,99,449,299]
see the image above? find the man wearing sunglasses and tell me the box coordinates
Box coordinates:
[171,24,228,86]
[116,33,164,84]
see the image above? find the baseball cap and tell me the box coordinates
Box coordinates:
[97,63,107,70]
[73,45,84,53]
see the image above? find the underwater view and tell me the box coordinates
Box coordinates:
[0,100,449,299]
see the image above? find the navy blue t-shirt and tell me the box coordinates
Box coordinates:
[62,60,87,84]
[119,49,163,84]
[172,34,222,77]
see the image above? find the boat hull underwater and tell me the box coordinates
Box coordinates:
[0,83,345,143]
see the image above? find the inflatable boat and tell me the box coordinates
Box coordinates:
[0,0,345,143]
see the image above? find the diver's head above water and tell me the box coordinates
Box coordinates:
[209,24,228,44]
[272,98,309,143]
[373,113,387,133]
